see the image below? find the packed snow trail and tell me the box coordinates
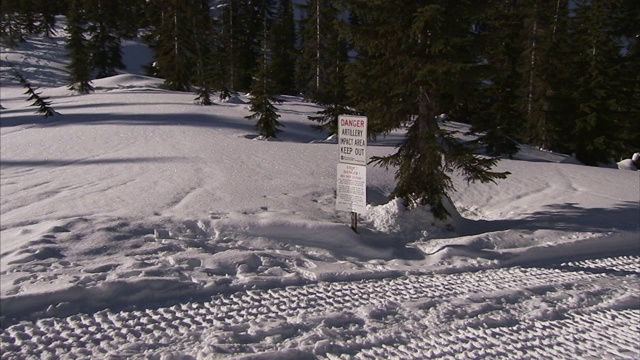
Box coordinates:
[1,256,638,359]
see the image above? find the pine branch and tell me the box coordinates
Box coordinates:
[308,104,355,135]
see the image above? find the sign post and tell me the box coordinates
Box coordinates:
[336,115,367,232]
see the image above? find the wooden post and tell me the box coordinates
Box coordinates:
[350,211,358,233]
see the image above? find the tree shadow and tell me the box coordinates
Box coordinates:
[0,157,186,168]
[456,201,640,236]
[0,109,256,133]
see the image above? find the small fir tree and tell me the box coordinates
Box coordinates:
[246,90,283,138]
[246,57,284,138]
[245,3,283,138]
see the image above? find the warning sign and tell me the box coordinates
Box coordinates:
[338,115,367,166]
[336,163,367,214]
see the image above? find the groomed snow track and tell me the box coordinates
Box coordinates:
[1,256,639,359]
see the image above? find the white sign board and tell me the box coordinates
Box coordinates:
[338,115,367,166]
[336,163,367,214]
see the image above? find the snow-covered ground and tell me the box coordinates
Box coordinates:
[1,28,639,359]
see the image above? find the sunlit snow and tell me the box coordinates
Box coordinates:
[0,25,638,359]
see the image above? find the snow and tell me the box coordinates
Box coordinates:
[618,152,640,171]
[1,28,639,359]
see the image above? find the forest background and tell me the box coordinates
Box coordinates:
[2,0,638,212]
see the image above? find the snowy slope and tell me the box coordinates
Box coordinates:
[0,25,639,359]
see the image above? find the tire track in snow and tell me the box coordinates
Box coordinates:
[1,256,638,359]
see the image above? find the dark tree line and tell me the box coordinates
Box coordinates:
[2,0,638,219]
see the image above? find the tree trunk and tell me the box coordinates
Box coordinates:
[418,86,438,134]
[316,0,321,94]
[527,0,538,120]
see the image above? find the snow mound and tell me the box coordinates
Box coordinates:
[361,199,454,243]
[220,94,246,104]
[91,74,163,92]
[617,152,639,171]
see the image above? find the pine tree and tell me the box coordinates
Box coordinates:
[1,0,27,46]
[115,0,146,39]
[518,0,571,152]
[37,0,61,38]
[215,0,238,97]
[85,0,125,79]
[347,1,509,220]
[246,59,284,138]
[270,0,298,95]
[215,0,263,92]
[145,0,198,91]
[298,0,354,136]
[13,68,55,117]
[615,0,640,158]
[307,26,351,135]
[470,0,525,158]
[297,0,341,102]
[66,0,94,94]
[210,5,231,101]
[245,1,284,138]
[193,0,216,105]
[1,0,66,44]
[564,0,636,165]
[17,0,39,37]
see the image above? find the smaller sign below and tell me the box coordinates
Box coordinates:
[336,163,367,214]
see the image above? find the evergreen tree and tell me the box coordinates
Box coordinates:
[145,0,198,91]
[115,0,146,39]
[297,0,341,102]
[616,0,640,158]
[193,0,216,105]
[246,59,284,138]
[346,1,509,220]
[216,0,263,92]
[564,0,636,165]
[1,0,27,46]
[1,0,66,44]
[245,1,284,138]
[518,0,571,152]
[215,0,239,96]
[308,25,352,135]
[470,0,525,158]
[210,5,232,101]
[13,68,55,117]
[270,0,298,95]
[17,0,39,37]
[85,0,125,79]
[65,0,94,94]
[38,0,59,38]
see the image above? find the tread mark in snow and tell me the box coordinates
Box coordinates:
[1,256,638,359]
